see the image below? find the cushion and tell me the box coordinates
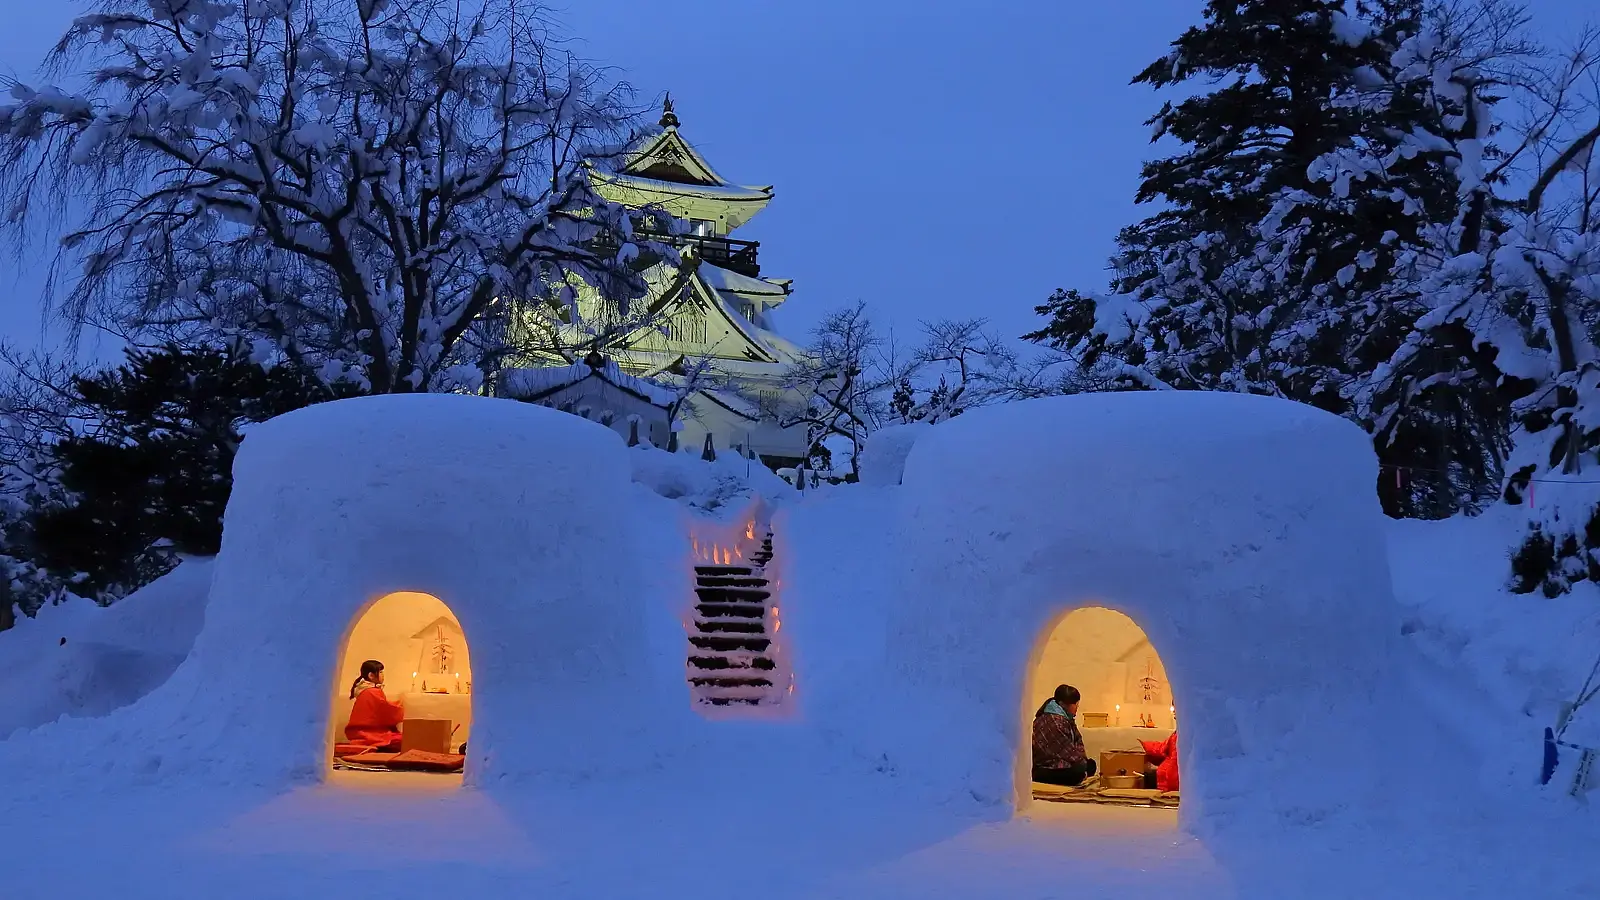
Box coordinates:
[342,751,400,766]
[385,749,465,772]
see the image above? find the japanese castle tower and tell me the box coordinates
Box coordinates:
[499,98,810,469]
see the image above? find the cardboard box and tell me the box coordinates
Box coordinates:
[1100,749,1146,779]
[401,718,453,754]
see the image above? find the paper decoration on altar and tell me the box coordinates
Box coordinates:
[410,616,468,693]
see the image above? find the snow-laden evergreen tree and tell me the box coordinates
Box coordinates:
[1277,5,1600,588]
[1025,0,1526,517]
[0,0,675,393]
[24,345,356,599]
[1257,0,1542,517]
[1028,1,1430,397]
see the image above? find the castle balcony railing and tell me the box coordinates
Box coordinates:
[593,228,762,279]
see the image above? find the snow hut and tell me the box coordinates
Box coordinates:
[814,392,1404,830]
[183,394,681,786]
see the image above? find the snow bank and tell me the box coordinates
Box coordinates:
[785,392,1409,831]
[0,559,213,740]
[0,395,687,791]
[629,442,793,512]
[858,423,929,486]
[1389,509,1600,786]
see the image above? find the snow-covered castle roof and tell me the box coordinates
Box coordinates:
[499,353,678,408]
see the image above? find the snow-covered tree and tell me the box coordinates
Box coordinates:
[768,303,891,478]
[24,345,356,599]
[1025,0,1537,517]
[1267,0,1542,517]
[0,347,92,629]
[1026,1,1438,398]
[888,318,1016,424]
[0,0,674,393]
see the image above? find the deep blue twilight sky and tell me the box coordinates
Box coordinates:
[1,1,1596,362]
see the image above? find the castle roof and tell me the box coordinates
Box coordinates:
[586,99,774,230]
[500,355,678,408]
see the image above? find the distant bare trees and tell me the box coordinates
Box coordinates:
[765,302,1019,477]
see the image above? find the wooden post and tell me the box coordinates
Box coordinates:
[702,433,717,461]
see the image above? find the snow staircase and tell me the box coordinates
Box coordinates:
[689,531,780,707]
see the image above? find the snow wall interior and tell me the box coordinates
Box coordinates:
[778,392,1407,832]
[329,591,475,762]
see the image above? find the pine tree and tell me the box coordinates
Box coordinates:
[1026,0,1516,516]
[24,345,359,597]
[1031,2,1415,392]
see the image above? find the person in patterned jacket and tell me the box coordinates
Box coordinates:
[1032,684,1096,786]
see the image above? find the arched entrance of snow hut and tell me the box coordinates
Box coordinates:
[1018,607,1180,810]
[327,591,473,780]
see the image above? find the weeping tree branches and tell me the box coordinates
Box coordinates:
[0,0,673,393]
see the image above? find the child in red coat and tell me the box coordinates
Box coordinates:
[1141,732,1179,792]
[344,659,405,751]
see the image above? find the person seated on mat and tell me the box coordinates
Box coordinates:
[345,659,405,752]
[1141,731,1179,792]
[1032,684,1096,786]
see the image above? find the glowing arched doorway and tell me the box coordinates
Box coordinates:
[327,591,473,778]
[1019,606,1180,808]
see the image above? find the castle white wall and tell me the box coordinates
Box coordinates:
[527,378,673,448]
[678,394,809,461]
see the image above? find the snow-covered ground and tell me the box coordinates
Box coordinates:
[1,395,1597,899]
[2,748,1592,899]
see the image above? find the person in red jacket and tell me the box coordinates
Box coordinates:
[1141,731,1179,792]
[345,659,405,751]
